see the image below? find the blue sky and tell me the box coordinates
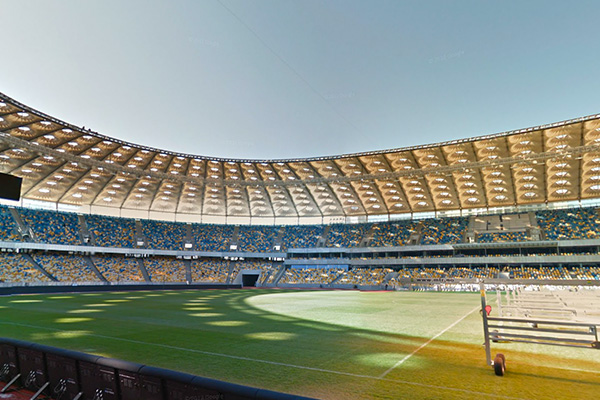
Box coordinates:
[1,1,599,159]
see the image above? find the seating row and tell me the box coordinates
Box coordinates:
[2,205,600,251]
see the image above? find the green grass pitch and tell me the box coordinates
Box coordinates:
[1,289,599,399]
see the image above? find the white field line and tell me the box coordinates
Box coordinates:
[379,306,480,378]
[1,320,529,400]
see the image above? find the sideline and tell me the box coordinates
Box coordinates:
[1,319,528,400]
[378,305,480,378]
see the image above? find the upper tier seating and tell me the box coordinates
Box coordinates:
[141,220,187,250]
[19,208,81,245]
[420,217,468,245]
[191,224,234,251]
[86,214,136,248]
[326,223,372,247]
[536,208,600,240]
[4,205,600,252]
[280,225,324,249]
[0,206,20,241]
[477,231,529,243]
[370,220,417,247]
[237,225,279,252]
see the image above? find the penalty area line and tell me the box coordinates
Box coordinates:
[0,319,528,400]
[379,305,480,378]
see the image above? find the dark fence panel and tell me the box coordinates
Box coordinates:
[0,338,315,400]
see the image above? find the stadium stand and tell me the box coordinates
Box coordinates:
[0,205,20,241]
[280,225,325,249]
[141,219,187,250]
[443,266,500,280]
[279,267,345,285]
[326,223,372,247]
[3,205,600,288]
[0,252,51,283]
[19,208,81,245]
[31,253,98,282]
[144,256,187,282]
[420,217,468,245]
[570,266,600,280]
[511,266,571,280]
[191,224,234,251]
[237,225,278,252]
[369,220,417,247]
[86,214,137,248]
[536,208,600,240]
[477,231,529,243]
[191,258,232,283]
[91,255,144,282]
[336,267,393,285]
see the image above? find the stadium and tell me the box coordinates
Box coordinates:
[1,90,600,399]
[2,3,600,400]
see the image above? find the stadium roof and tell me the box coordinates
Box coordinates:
[1,91,600,221]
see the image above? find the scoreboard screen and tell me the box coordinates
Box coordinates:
[0,173,22,201]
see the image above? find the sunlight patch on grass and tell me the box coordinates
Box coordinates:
[54,330,92,339]
[10,299,43,303]
[183,307,211,311]
[85,303,115,307]
[68,309,104,314]
[206,320,249,327]
[124,296,143,299]
[245,332,297,341]
[188,313,224,317]
[241,309,263,315]
[48,296,74,299]
[104,299,131,303]
[350,332,413,345]
[352,352,412,369]
[55,317,94,323]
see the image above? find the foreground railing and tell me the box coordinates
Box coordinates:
[0,338,313,400]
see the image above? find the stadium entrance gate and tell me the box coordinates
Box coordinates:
[242,273,259,286]
[232,269,261,287]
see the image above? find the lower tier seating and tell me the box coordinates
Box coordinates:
[0,253,51,283]
[144,257,187,282]
[92,255,144,283]
[32,253,98,282]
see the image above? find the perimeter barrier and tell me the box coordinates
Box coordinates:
[0,338,315,400]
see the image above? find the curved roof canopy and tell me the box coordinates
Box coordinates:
[1,91,600,221]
